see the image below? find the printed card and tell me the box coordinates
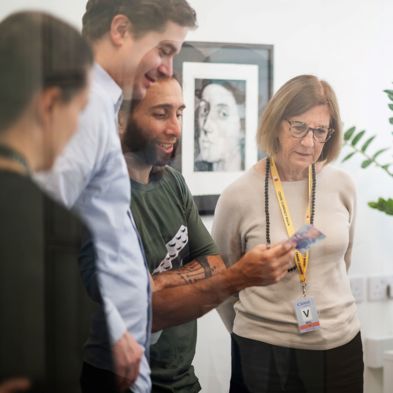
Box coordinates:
[289,224,326,253]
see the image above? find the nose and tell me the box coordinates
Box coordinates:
[166,115,181,138]
[300,129,315,147]
[158,57,174,77]
[200,111,215,135]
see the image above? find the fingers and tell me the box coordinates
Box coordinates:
[117,375,134,392]
[0,378,30,393]
[116,375,132,393]
[125,332,143,383]
[253,243,295,285]
[236,241,297,287]
[265,241,296,258]
[113,332,143,392]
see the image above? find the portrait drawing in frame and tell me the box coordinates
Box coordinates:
[172,42,273,214]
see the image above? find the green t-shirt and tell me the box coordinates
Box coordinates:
[130,166,218,393]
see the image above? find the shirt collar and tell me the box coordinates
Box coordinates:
[93,63,123,114]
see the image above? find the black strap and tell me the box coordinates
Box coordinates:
[0,144,31,175]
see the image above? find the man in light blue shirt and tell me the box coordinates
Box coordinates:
[35,1,197,392]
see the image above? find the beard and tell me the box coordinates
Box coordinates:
[122,116,178,167]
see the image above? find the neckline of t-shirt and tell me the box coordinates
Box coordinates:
[130,175,164,192]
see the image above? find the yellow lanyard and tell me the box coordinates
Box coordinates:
[270,158,312,287]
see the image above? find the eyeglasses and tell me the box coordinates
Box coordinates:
[286,120,335,143]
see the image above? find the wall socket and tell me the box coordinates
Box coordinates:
[350,276,366,303]
[368,275,393,301]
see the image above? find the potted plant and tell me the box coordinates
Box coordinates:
[341,86,393,216]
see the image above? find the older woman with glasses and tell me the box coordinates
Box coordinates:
[213,75,363,393]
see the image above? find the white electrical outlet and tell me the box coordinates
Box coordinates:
[350,276,366,303]
[387,276,393,299]
[368,275,393,301]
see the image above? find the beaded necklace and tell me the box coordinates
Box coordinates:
[264,157,316,272]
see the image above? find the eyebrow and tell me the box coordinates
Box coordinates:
[292,120,329,128]
[214,103,231,110]
[159,41,180,55]
[151,103,186,111]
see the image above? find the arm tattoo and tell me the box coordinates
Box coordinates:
[173,256,215,285]
[195,255,213,278]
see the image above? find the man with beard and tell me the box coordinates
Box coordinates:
[121,76,296,393]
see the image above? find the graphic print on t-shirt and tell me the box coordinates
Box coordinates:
[153,225,188,274]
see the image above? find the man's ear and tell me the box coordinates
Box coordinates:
[35,87,62,127]
[110,14,133,47]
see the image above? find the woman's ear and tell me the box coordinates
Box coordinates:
[35,87,62,128]
[110,14,133,47]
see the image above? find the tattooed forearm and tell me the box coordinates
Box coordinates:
[177,271,198,285]
[175,257,215,285]
[152,256,223,291]
[195,256,213,278]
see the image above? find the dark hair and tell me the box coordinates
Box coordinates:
[0,11,93,131]
[82,0,197,42]
[196,79,246,106]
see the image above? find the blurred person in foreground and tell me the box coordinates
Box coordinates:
[0,11,94,393]
[214,74,363,393]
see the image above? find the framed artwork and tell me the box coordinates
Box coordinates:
[172,42,273,214]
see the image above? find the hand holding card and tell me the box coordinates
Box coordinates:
[289,224,326,253]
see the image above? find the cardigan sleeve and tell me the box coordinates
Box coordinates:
[212,184,244,332]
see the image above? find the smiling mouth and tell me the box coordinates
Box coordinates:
[158,142,174,153]
[145,73,156,84]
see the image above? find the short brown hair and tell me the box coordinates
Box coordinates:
[82,0,197,42]
[257,74,342,163]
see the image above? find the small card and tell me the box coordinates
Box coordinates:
[294,297,320,334]
[289,224,326,253]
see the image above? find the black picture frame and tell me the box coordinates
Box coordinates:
[172,41,273,215]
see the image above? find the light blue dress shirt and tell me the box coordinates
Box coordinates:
[36,64,151,393]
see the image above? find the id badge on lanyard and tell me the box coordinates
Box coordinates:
[270,158,320,334]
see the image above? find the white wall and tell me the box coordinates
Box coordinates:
[0,0,83,28]
[1,1,393,392]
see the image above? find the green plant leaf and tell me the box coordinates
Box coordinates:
[368,198,393,215]
[389,104,393,111]
[344,126,356,141]
[373,148,389,159]
[351,130,365,146]
[361,159,373,168]
[361,135,376,152]
[389,117,393,125]
[382,163,391,170]
[384,90,393,101]
[341,151,357,162]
